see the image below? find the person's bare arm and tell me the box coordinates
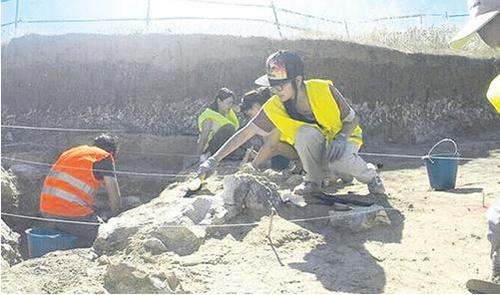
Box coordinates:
[197,120,213,155]
[212,121,259,162]
[103,176,121,216]
[252,128,280,168]
[330,85,360,137]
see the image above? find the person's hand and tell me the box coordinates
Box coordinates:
[198,157,219,177]
[327,134,347,162]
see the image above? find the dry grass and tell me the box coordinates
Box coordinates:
[297,26,498,58]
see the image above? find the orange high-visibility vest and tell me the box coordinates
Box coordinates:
[39,145,111,217]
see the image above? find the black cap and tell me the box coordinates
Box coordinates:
[255,50,304,87]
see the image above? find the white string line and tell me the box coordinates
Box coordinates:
[2,124,493,162]
[359,152,478,161]
[1,208,401,227]
[1,124,125,133]
[1,142,199,158]
[1,212,102,225]
[2,143,483,161]
[1,156,191,178]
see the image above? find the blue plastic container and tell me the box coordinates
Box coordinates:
[422,139,459,191]
[25,227,77,258]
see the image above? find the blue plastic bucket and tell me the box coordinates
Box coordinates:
[422,139,459,191]
[25,227,77,258]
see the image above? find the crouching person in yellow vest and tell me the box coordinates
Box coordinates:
[39,134,121,247]
[197,88,240,162]
[199,50,385,195]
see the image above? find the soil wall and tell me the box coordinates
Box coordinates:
[2,34,499,144]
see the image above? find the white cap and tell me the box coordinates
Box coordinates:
[449,0,500,49]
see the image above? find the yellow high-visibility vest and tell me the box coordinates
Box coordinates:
[197,108,239,145]
[487,74,500,114]
[262,79,363,146]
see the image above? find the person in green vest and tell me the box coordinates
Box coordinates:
[450,0,500,289]
[199,50,385,196]
[197,87,240,162]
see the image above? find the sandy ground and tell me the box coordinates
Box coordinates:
[2,133,499,294]
[176,135,500,293]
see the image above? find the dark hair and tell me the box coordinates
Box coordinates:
[208,87,235,112]
[94,134,118,155]
[240,87,271,113]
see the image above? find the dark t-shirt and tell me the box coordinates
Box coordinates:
[92,155,116,180]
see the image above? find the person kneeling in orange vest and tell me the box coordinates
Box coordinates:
[39,134,121,247]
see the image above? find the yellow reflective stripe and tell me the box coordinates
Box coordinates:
[41,187,89,207]
[48,171,96,196]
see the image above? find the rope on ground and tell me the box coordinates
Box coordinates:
[1,124,125,133]
[1,208,401,228]
[1,156,191,178]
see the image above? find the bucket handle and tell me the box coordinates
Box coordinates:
[422,138,458,163]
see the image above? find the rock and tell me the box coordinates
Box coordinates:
[144,238,167,255]
[104,260,180,293]
[122,196,142,210]
[5,165,45,232]
[153,216,206,256]
[9,164,44,182]
[220,174,281,218]
[94,216,142,255]
[285,174,303,187]
[1,167,19,215]
[329,205,391,232]
[1,220,21,266]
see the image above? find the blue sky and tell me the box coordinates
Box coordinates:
[1,0,469,39]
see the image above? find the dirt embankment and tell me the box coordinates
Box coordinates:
[2,34,499,145]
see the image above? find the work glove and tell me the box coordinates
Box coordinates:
[198,156,219,177]
[327,133,347,162]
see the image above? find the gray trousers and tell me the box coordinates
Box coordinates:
[294,125,377,186]
[487,202,500,275]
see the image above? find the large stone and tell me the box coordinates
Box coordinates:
[153,216,206,256]
[328,205,391,232]
[1,167,19,215]
[121,196,142,210]
[1,220,21,266]
[94,215,142,255]
[219,174,281,218]
[9,164,44,183]
[6,164,45,232]
[104,260,182,293]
